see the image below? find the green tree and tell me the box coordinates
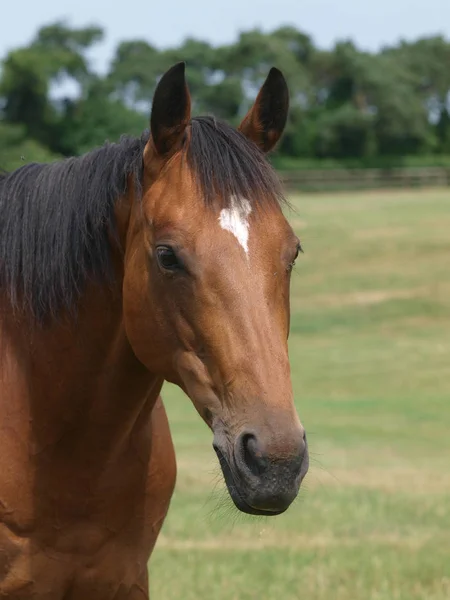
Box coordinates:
[0,22,103,153]
[1,21,449,164]
[385,36,450,153]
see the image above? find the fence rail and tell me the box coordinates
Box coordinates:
[279,167,450,192]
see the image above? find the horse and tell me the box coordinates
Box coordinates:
[0,62,309,598]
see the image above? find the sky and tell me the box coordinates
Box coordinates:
[1,0,449,73]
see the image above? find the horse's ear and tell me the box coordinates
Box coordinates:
[150,62,191,156]
[238,67,289,153]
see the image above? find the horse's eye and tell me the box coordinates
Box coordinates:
[156,246,182,272]
[295,241,303,260]
[287,242,303,272]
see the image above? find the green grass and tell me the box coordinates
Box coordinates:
[149,188,450,599]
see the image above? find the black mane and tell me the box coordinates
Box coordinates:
[0,116,284,322]
[187,116,284,207]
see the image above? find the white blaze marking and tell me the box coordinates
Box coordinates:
[219,196,252,255]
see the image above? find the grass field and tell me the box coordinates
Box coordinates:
[149,188,450,600]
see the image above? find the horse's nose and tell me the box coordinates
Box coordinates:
[233,428,308,513]
[237,428,306,474]
[236,426,307,478]
[240,433,270,476]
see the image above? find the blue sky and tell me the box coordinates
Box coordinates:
[1,0,449,72]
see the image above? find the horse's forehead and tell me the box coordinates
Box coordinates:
[218,195,252,255]
[146,174,288,255]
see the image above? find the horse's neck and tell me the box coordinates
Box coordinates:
[0,285,162,466]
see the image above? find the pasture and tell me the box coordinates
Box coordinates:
[150,188,450,599]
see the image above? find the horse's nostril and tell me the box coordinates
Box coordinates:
[240,433,269,477]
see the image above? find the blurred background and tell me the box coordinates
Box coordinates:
[1,1,449,598]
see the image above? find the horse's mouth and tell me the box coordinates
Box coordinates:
[213,444,286,517]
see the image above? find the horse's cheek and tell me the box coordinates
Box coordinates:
[122,265,169,372]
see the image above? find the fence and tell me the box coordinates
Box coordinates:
[279,167,450,192]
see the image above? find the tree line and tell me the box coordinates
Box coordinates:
[1,21,450,171]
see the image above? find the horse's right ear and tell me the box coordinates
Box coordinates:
[238,67,289,153]
[150,62,191,156]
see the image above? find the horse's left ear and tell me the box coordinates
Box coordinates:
[238,67,289,153]
[150,62,191,156]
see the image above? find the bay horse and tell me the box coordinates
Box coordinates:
[0,63,309,598]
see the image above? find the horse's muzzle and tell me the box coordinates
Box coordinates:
[213,429,309,516]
